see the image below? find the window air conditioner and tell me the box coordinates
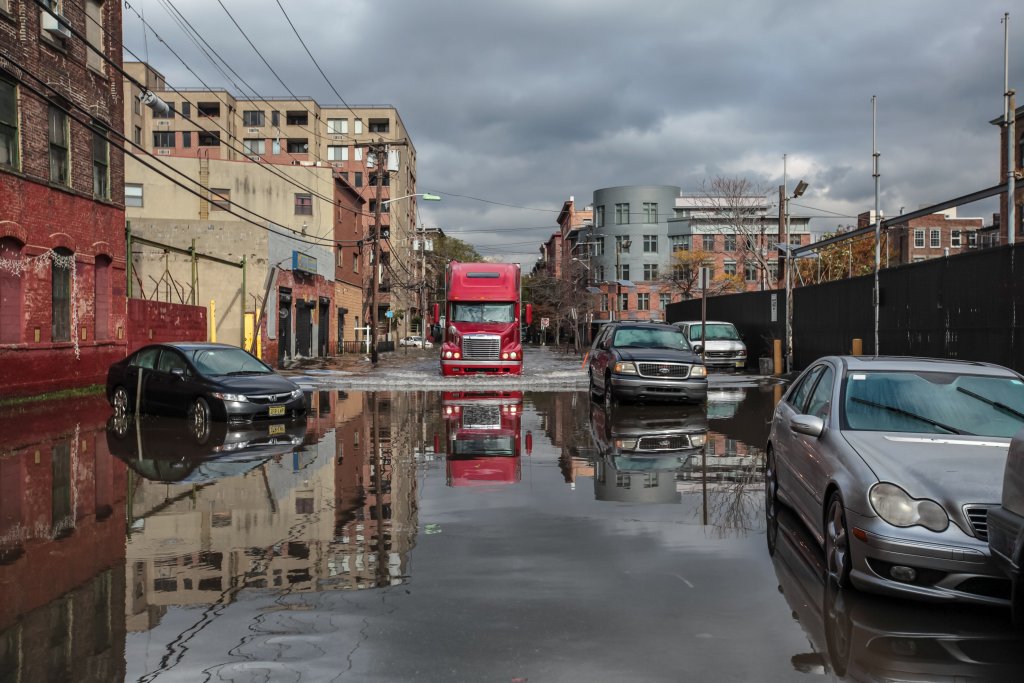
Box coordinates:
[41,11,71,39]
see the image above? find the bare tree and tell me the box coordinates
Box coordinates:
[666,246,744,299]
[690,177,776,290]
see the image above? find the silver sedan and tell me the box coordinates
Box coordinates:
[766,355,1024,606]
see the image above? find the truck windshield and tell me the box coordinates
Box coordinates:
[451,303,514,323]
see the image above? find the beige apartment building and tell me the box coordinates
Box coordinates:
[121,62,419,357]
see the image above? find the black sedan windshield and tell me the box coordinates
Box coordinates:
[191,348,272,376]
[843,371,1024,437]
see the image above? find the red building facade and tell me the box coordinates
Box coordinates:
[0,1,127,398]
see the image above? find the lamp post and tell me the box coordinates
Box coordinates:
[367,186,440,364]
[782,154,807,374]
[614,239,631,322]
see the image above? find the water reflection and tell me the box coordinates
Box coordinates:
[441,391,529,487]
[771,506,1024,681]
[0,395,127,682]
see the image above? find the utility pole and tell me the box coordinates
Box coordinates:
[1004,13,1017,246]
[367,140,387,365]
[872,96,881,356]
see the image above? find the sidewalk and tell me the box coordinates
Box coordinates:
[281,347,436,375]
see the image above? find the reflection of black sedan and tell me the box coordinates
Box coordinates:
[106,343,307,432]
[107,415,306,483]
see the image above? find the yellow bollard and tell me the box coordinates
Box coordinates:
[852,338,863,356]
[209,300,217,342]
[773,339,782,376]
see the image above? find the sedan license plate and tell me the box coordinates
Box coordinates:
[268,405,286,417]
[268,423,285,435]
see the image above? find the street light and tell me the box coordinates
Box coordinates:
[381,192,441,206]
[782,154,807,374]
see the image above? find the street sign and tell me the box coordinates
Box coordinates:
[385,310,394,319]
[698,267,711,291]
[540,317,550,329]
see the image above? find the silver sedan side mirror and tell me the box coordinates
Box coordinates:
[790,414,825,438]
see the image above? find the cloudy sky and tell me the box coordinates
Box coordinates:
[123,0,1023,264]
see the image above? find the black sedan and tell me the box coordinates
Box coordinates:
[106,343,307,432]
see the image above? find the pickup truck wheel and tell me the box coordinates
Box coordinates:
[603,373,617,407]
[589,370,601,400]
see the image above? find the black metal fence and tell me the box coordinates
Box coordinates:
[667,244,1024,374]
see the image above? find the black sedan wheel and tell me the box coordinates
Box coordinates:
[825,492,852,588]
[188,397,212,442]
[112,386,130,415]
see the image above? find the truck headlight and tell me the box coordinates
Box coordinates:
[445,351,453,359]
[736,350,747,358]
[869,483,948,532]
[510,351,518,359]
[690,365,707,378]
[613,361,638,374]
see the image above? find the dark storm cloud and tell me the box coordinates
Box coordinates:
[126,0,1024,263]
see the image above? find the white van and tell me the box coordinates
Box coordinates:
[674,321,747,371]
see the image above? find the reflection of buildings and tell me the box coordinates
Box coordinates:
[124,390,418,634]
[0,396,127,682]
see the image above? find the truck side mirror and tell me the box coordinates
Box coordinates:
[525,303,533,325]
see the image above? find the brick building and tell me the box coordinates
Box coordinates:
[0,0,127,398]
[877,208,984,264]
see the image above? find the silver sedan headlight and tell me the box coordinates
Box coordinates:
[869,482,949,532]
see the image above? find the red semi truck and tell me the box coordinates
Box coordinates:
[434,261,531,376]
[441,391,532,487]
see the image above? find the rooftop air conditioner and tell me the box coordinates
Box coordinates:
[41,11,71,40]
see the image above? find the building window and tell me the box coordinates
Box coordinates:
[242,138,264,156]
[133,97,140,115]
[354,147,363,161]
[670,235,690,252]
[643,264,658,280]
[85,1,105,73]
[181,131,191,148]
[914,229,925,248]
[152,131,174,148]
[269,110,279,127]
[271,139,281,154]
[48,106,69,185]
[615,235,630,253]
[368,173,390,186]
[243,110,264,127]
[198,131,220,146]
[210,188,230,211]
[930,229,941,248]
[643,235,658,253]
[723,260,737,276]
[0,76,19,171]
[744,262,758,281]
[180,101,190,119]
[0,237,23,343]
[594,264,604,281]
[660,293,670,311]
[92,127,109,199]
[327,145,347,161]
[133,125,141,145]
[619,293,629,311]
[286,111,308,126]
[724,234,737,251]
[368,118,389,133]
[197,102,220,117]
[125,183,143,207]
[968,231,978,248]
[354,172,363,187]
[592,237,605,256]
[94,255,111,340]
[595,205,605,228]
[352,253,359,273]
[295,193,312,215]
[951,230,962,248]
[642,202,657,224]
[286,139,308,154]
[637,293,649,310]
[354,119,363,134]
[51,248,72,342]
[369,200,389,214]
[702,234,716,251]
[615,203,630,225]
[327,118,347,135]
[616,264,630,281]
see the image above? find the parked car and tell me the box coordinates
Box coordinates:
[106,343,307,433]
[766,355,1024,606]
[587,322,707,404]
[673,320,747,371]
[988,429,1024,622]
[400,335,433,348]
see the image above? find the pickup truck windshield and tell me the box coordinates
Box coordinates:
[451,303,514,323]
[687,323,741,341]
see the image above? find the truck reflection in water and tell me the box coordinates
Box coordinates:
[771,506,1024,681]
[106,414,307,483]
[442,391,531,487]
[588,402,707,503]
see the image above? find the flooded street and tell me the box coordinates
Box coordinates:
[2,355,1023,681]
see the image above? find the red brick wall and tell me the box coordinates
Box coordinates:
[127,299,207,353]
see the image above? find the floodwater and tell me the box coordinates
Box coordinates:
[2,377,1023,682]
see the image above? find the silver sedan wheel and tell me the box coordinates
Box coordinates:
[825,493,852,588]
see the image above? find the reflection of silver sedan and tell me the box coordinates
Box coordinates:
[766,355,1024,606]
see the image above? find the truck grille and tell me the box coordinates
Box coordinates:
[636,362,691,378]
[705,351,737,359]
[462,335,501,360]
[964,505,994,541]
[637,435,692,451]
